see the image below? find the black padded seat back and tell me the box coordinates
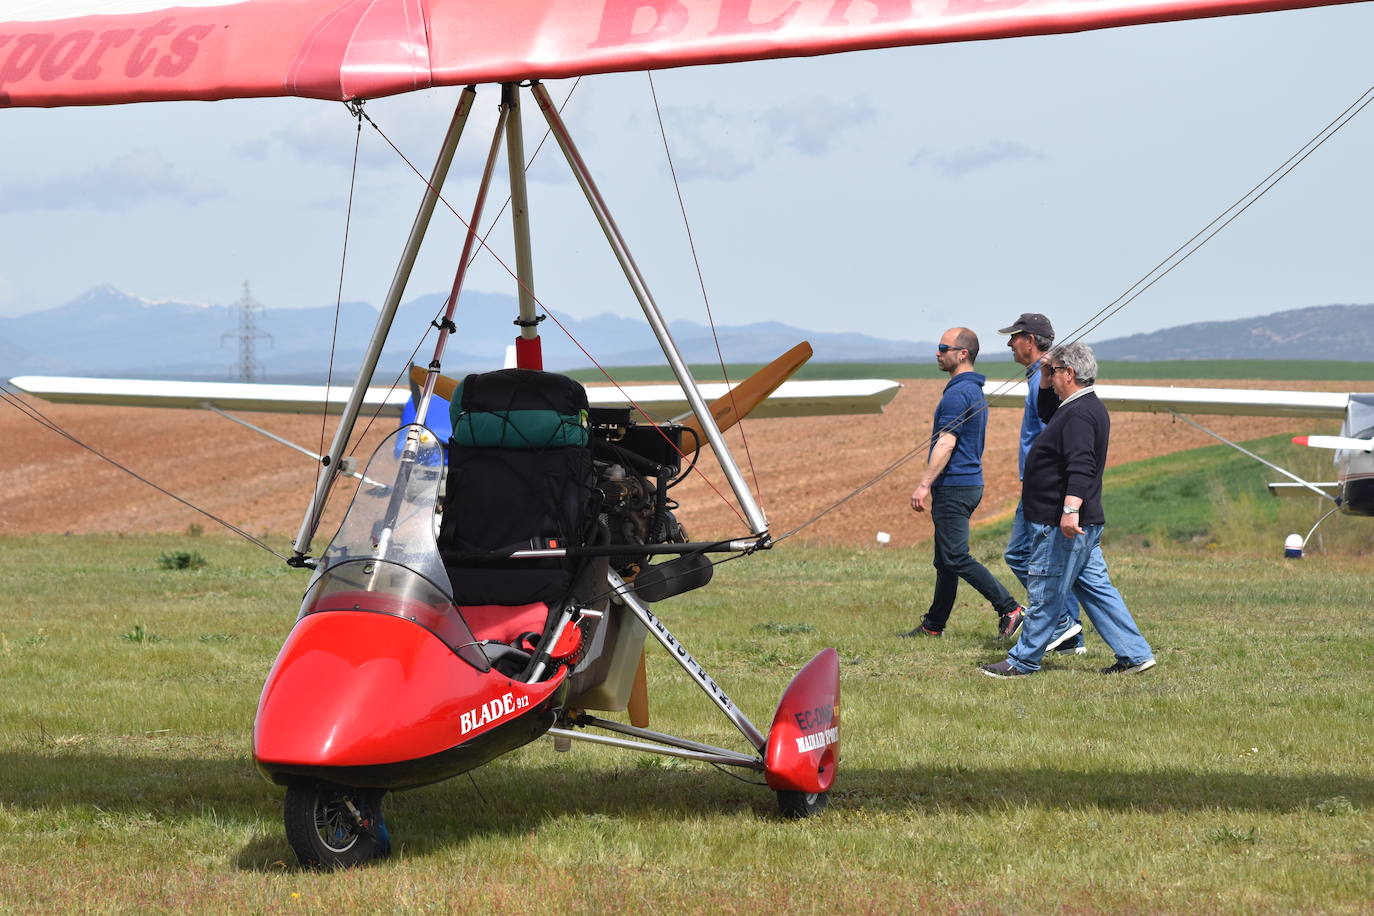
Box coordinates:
[438,370,599,608]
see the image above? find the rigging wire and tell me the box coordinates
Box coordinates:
[0,383,290,561]
[307,102,366,542]
[1049,80,1374,355]
[317,105,364,474]
[351,79,589,455]
[355,102,751,529]
[645,70,764,503]
[773,79,1374,544]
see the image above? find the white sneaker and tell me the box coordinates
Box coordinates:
[1046,623,1085,655]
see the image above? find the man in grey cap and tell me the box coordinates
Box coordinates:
[999,313,1084,655]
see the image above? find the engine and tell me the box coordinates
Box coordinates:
[588,409,691,579]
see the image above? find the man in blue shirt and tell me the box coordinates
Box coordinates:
[999,313,1085,656]
[907,328,1024,639]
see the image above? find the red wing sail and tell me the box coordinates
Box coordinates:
[2,0,1364,107]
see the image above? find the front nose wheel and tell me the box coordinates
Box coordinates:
[776,789,829,819]
[284,781,391,868]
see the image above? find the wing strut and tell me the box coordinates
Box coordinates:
[290,87,478,563]
[1166,409,1337,503]
[530,81,769,537]
[504,83,544,370]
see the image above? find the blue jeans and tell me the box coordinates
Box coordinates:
[1005,523,1153,673]
[922,485,1019,631]
[1005,501,1082,645]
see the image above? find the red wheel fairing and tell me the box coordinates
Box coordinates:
[763,648,840,795]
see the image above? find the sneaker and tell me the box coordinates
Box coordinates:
[899,624,942,638]
[997,607,1025,641]
[1046,623,1085,655]
[1101,658,1157,675]
[979,659,1032,679]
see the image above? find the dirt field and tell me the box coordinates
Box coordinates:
[0,378,1354,548]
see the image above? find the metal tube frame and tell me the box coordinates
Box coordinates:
[608,570,767,752]
[291,87,477,560]
[204,404,380,485]
[544,727,762,769]
[574,714,757,761]
[529,81,769,537]
[504,83,541,339]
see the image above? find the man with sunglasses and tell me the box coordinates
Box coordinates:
[979,341,1156,678]
[1000,313,1085,656]
[907,328,1024,640]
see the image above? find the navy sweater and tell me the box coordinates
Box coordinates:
[1021,387,1110,526]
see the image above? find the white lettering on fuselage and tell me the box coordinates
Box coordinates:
[459,691,530,737]
[794,726,839,754]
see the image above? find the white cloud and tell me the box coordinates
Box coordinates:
[641,95,876,182]
[909,139,1045,178]
[756,97,878,156]
[648,104,758,181]
[0,149,223,212]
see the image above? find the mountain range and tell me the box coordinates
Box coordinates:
[1,286,1370,381]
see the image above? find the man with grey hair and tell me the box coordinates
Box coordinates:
[979,341,1156,678]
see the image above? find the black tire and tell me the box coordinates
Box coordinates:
[284,781,392,869]
[777,790,829,819]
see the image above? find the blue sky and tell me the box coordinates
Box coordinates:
[2,2,1371,356]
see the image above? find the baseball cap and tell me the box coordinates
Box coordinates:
[997,313,1054,339]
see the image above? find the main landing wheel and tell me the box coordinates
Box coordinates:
[284,781,392,869]
[777,789,829,819]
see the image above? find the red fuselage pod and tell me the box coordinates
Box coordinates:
[254,608,566,790]
[764,648,840,795]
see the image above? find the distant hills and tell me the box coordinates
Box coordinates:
[1089,304,1374,361]
[1,286,1370,381]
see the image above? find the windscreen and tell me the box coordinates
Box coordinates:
[302,425,488,672]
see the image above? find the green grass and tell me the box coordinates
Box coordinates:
[567,359,1374,383]
[1,530,1372,912]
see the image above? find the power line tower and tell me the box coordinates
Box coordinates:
[223,281,273,380]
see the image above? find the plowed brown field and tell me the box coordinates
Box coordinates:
[0,379,1353,548]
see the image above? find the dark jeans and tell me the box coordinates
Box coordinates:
[923,485,1019,631]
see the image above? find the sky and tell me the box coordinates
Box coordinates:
[2,2,1372,360]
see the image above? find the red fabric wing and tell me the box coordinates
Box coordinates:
[0,0,1363,107]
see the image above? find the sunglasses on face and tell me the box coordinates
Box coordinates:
[1049,364,1073,374]
[937,344,967,353]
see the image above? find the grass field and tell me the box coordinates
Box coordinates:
[567,359,1374,383]
[2,517,1372,912]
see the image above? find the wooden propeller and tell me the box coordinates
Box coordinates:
[677,340,813,443]
[409,363,460,403]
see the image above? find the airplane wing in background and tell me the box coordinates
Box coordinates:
[6,374,900,421]
[986,383,1351,419]
[2,0,1364,108]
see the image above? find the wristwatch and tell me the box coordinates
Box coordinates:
[1061,505,1080,515]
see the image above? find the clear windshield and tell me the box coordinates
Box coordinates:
[302,425,488,672]
[318,425,449,583]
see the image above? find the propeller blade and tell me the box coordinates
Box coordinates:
[627,648,650,728]
[408,364,460,403]
[679,341,814,444]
